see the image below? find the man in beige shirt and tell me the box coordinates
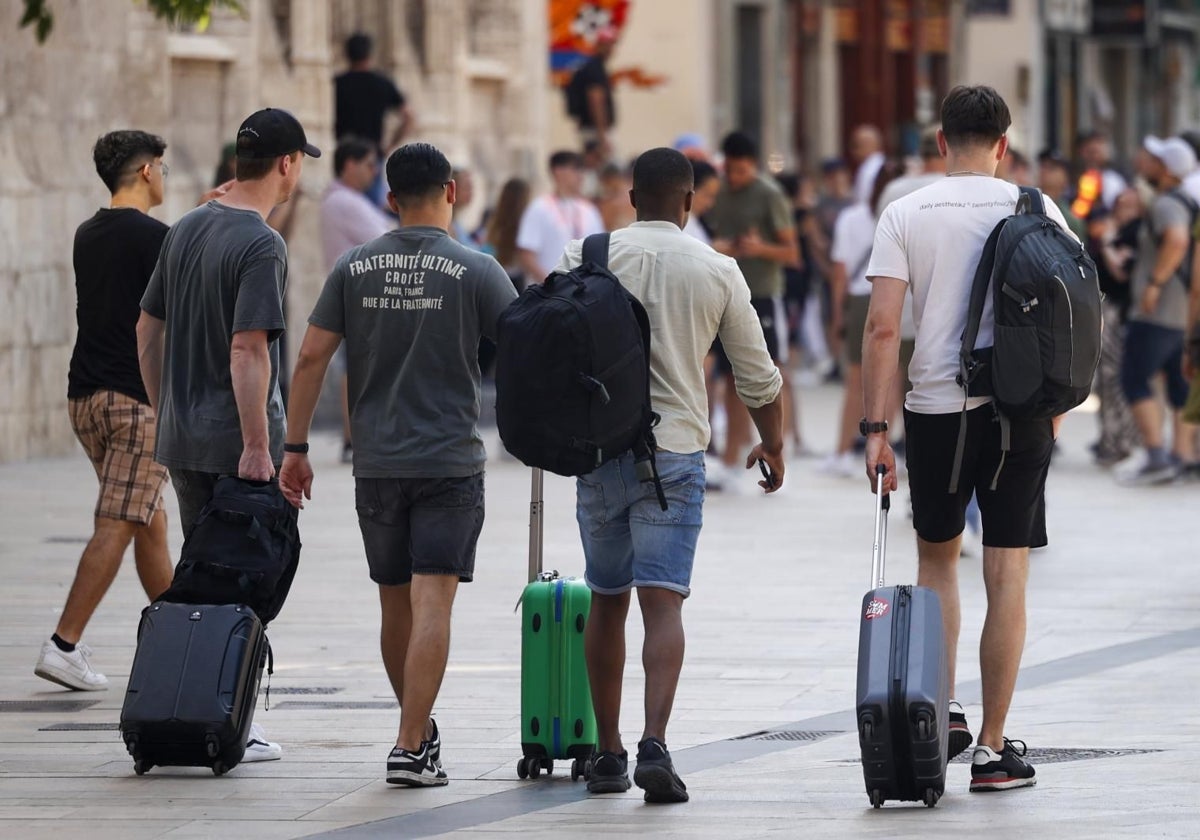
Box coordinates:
[556,147,783,804]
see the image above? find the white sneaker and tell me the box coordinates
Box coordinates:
[243,721,282,762]
[34,640,108,691]
[818,451,858,478]
[960,523,983,558]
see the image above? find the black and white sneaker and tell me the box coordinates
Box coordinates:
[948,699,973,760]
[586,750,631,794]
[386,744,448,787]
[970,738,1037,792]
[634,738,688,803]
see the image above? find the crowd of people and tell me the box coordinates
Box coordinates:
[32,23,1200,806]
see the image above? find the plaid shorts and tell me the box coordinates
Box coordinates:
[69,390,168,525]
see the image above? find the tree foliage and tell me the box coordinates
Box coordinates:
[21,0,243,43]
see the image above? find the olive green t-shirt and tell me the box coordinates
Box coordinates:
[707,174,792,299]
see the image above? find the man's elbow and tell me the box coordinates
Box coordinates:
[864,315,899,344]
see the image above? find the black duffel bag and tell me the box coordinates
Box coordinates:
[159,477,300,626]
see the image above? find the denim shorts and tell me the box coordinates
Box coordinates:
[355,474,485,586]
[575,451,705,598]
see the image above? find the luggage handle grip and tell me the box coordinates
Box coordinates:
[871,465,890,589]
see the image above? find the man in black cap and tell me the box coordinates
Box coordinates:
[137,107,319,760]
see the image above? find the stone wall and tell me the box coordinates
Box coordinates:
[0,0,546,463]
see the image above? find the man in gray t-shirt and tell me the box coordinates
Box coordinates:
[279,143,516,787]
[1120,135,1199,485]
[138,108,320,534]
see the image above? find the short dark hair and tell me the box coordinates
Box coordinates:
[235,154,287,182]
[721,131,758,161]
[940,85,1011,149]
[93,130,166,194]
[691,159,718,188]
[632,147,694,202]
[548,150,583,171]
[334,137,376,176]
[1075,128,1107,148]
[345,33,372,63]
[386,142,451,206]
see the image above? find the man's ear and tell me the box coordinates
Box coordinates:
[446,179,458,206]
[997,135,1009,162]
[387,192,400,215]
[936,129,948,159]
[684,190,694,214]
[628,188,637,210]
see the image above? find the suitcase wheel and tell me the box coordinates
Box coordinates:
[570,757,587,782]
[869,789,884,809]
[133,759,152,776]
[923,788,939,808]
[916,718,931,741]
[212,760,230,777]
[204,734,220,759]
[516,758,529,779]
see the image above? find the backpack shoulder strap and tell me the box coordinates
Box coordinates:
[1017,185,1045,216]
[582,232,611,269]
[959,220,1005,373]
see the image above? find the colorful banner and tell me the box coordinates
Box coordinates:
[549,0,631,82]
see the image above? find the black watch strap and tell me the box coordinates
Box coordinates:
[283,442,309,454]
[859,419,888,435]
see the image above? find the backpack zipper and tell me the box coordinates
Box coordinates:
[1054,273,1075,385]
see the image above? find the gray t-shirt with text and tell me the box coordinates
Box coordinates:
[1130,191,1192,331]
[309,226,517,478]
[141,202,288,473]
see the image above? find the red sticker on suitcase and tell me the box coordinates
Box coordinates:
[865,597,890,620]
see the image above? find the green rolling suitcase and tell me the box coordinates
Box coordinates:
[517,467,597,781]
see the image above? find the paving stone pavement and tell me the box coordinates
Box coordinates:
[0,384,1196,839]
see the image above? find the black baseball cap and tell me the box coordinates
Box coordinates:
[235,108,321,160]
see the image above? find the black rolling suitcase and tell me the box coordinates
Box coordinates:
[856,467,949,808]
[120,602,268,776]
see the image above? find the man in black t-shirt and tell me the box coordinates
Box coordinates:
[335,32,413,207]
[35,131,174,693]
[566,27,618,156]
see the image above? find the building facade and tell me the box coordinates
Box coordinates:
[0,0,547,462]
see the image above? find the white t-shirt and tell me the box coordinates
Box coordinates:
[831,203,875,297]
[1183,169,1200,207]
[867,175,1074,415]
[319,180,394,273]
[516,195,605,278]
[878,173,945,340]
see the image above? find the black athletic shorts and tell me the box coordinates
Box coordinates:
[904,405,1052,548]
[713,296,787,375]
[355,474,485,585]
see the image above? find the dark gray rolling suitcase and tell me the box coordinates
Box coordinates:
[119,602,267,776]
[856,467,949,808]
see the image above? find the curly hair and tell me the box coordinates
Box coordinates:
[93,130,167,194]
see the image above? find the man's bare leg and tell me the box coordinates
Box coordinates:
[396,574,459,752]
[132,508,172,601]
[977,546,1029,752]
[55,517,138,643]
[585,591,631,754]
[637,587,685,745]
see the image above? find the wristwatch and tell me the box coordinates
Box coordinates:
[859,419,889,436]
[283,442,309,454]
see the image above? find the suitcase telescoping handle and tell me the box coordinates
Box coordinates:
[528,467,544,584]
[870,464,891,589]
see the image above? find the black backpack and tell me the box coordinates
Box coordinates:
[494,233,666,508]
[952,187,1102,491]
[159,477,301,625]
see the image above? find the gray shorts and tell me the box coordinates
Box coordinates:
[355,474,485,586]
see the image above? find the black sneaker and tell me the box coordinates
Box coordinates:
[425,717,442,771]
[386,744,448,787]
[969,738,1037,792]
[948,700,973,760]
[586,750,631,794]
[633,738,688,803]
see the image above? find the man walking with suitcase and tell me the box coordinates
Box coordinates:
[278,143,517,786]
[556,147,784,802]
[137,108,320,762]
[861,86,1076,792]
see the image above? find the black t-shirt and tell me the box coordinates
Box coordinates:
[568,56,615,129]
[334,70,405,147]
[68,208,168,403]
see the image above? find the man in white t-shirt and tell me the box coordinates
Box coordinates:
[862,86,1075,794]
[516,150,605,282]
[851,125,885,205]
